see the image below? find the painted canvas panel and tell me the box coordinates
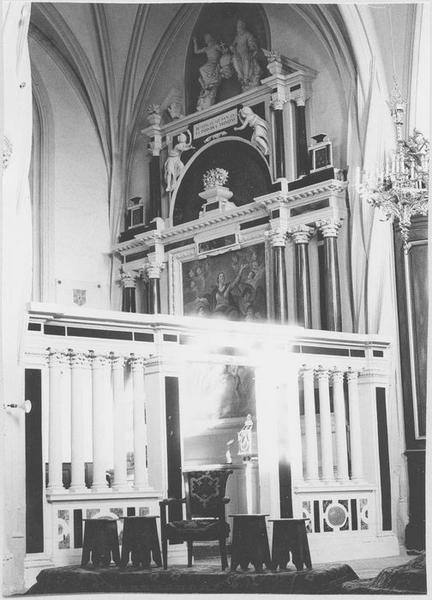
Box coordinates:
[182,243,266,320]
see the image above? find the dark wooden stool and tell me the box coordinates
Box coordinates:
[81,518,120,567]
[119,516,162,568]
[229,514,272,572]
[269,518,312,571]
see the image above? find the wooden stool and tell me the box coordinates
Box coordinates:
[269,518,312,571]
[81,518,120,567]
[119,516,162,568]
[229,514,272,572]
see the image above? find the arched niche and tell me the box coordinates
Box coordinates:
[185,3,271,114]
[172,138,272,226]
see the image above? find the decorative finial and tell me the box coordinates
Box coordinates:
[202,168,229,190]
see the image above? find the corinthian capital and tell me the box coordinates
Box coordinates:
[346,367,359,382]
[270,91,287,111]
[120,268,137,289]
[288,224,314,244]
[47,348,68,367]
[146,262,165,279]
[88,351,109,369]
[109,352,126,370]
[266,228,287,247]
[68,350,90,369]
[315,365,330,381]
[129,353,146,371]
[316,218,342,238]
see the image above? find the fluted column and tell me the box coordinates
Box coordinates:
[69,351,89,492]
[347,369,364,481]
[269,229,288,322]
[120,269,137,313]
[316,219,342,331]
[90,353,109,491]
[301,365,319,482]
[111,354,129,491]
[129,354,149,490]
[294,96,309,177]
[332,369,349,481]
[316,367,334,481]
[289,225,314,328]
[147,263,163,314]
[47,349,68,493]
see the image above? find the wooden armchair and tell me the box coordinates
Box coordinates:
[159,469,233,570]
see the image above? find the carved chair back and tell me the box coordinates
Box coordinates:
[183,469,232,520]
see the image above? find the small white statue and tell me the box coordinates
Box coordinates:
[164,130,194,192]
[167,101,184,121]
[193,34,222,111]
[234,106,269,156]
[230,19,262,91]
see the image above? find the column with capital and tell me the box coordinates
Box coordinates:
[293,96,309,178]
[89,352,109,492]
[289,225,314,328]
[129,354,149,490]
[69,350,90,492]
[268,229,288,322]
[47,349,68,493]
[146,262,164,314]
[110,353,129,491]
[346,369,364,481]
[145,107,162,220]
[316,366,334,481]
[332,368,349,481]
[120,268,137,313]
[316,218,342,331]
[301,365,319,482]
[270,92,287,179]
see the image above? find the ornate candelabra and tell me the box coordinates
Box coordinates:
[360,79,429,252]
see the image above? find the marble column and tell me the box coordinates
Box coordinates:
[332,368,349,481]
[147,263,163,314]
[111,354,129,491]
[271,93,286,179]
[129,354,149,490]
[289,225,314,328]
[294,97,309,177]
[316,367,334,481]
[316,219,342,331]
[346,369,364,481]
[90,353,109,492]
[287,367,304,483]
[47,349,68,493]
[301,365,319,482]
[120,269,137,313]
[269,229,288,322]
[69,351,89,492]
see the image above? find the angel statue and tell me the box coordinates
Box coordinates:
[230,19,262,91]
[234,106,269,156]
[193,34,222,111]
[164,130,194,193]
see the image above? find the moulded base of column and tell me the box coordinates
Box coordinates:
[91,483,109,493]
[68,485,89,494]
[112,483,131,492]
[46,485,67,495]
[133,482,153,493]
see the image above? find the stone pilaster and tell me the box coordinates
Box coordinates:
[288,225,314,328]
[267,228,288,322]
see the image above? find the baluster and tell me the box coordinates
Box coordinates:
[301,365,319,482]
[111,354,129,491]
[90,352,109,491]
[347,369,364,481]
[129,354,149,490]
[316,367,334,481]
[332,368,349,481]
[287,366,303,483]
[69,350,89,492]
[47,349,68,493]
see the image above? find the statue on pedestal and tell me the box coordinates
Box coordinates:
[164,130,194,192]
[230,19,262,92]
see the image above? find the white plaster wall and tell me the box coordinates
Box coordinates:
[29,39,111,309]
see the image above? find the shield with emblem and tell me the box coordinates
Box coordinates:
[73,289,86,306]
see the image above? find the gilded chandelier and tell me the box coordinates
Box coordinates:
[360,80,429,252]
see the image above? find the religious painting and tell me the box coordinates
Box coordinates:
[182,362,256,422]
[182,243,266,321]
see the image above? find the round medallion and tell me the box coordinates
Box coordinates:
[326,504,347,528]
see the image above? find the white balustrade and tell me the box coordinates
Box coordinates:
[347,368,364,481]
[129,354,149,491]
[287,366,303,482]
[111,354,129,491]
[316,367,335,481]
[47,349,68,493]
[90,352,110,492]
[69,351,89,492]
[332,369,349,481]
[301,365,319,482]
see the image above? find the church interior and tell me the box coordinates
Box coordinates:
[1,1,429,595]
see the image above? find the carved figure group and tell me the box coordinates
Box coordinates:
[164,130,194,192]
[193,19,262,112]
